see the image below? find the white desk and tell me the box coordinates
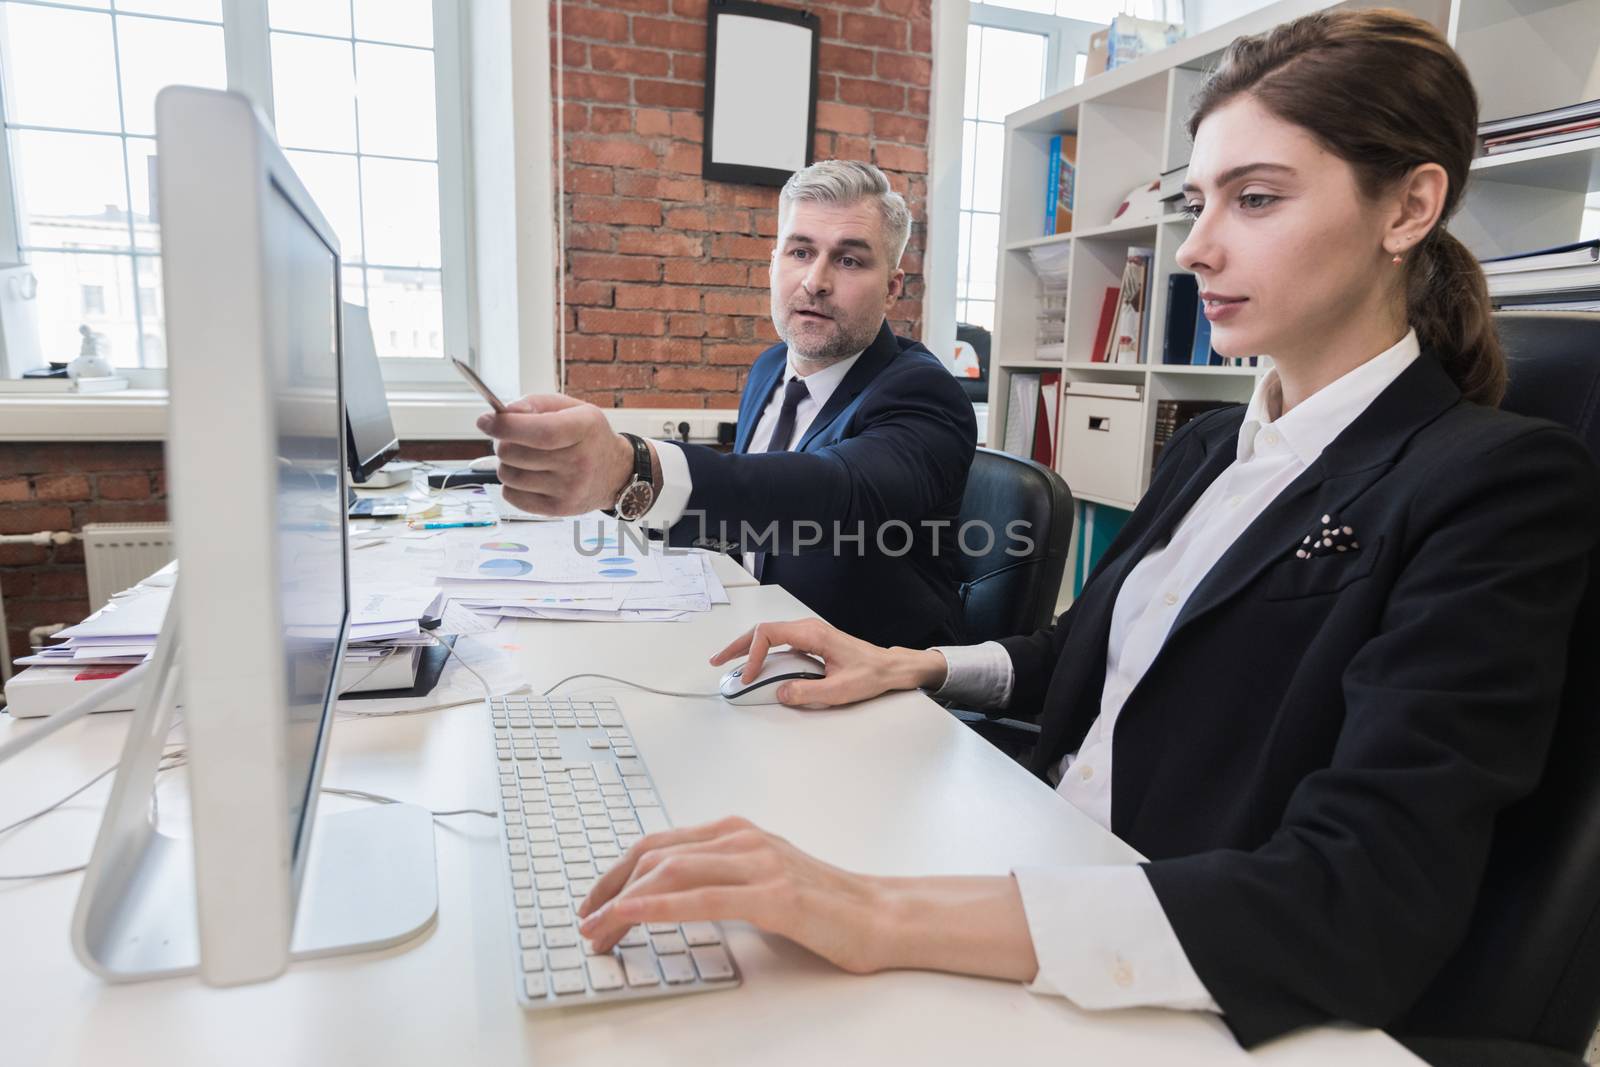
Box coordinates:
[0,550,1418,1066]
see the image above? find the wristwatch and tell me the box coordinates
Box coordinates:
[606,432,657,521]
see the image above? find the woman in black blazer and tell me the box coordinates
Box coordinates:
[577,8,1600,1048]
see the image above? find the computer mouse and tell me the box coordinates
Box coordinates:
[719,651,826,705]
[468,454,500,472]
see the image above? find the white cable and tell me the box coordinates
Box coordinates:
[0,662,150,766]
[337,646,400,695]
[541,672,721,700]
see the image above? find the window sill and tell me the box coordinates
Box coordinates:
[0,389,491,442]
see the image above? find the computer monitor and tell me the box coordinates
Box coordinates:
[343,302,400,484]
[71,86,435,987]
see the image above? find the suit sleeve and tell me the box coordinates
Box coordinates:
[1143,425,1600,1046]
[996,408,1227,719]
[662,357,976,554]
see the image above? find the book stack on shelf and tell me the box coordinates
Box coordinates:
[1482,240,1600,307]
[1036,289,1067,361]
[1480,99,1600,156]
[1151,399,1236,475]
[1002,369,1061,465]
[1090,246,1154,363]
[1043,134,1077,235]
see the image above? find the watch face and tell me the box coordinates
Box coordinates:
[615,479,656,521]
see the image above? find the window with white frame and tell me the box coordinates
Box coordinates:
[955,1,1170,335]
[0,0,469,383]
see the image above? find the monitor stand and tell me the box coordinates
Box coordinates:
[71,596,439,983]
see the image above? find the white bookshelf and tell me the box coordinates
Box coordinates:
[988,0,1600,518]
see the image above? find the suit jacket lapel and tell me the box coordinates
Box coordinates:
[736,356,785,454]
[1165,352,1462,641]
[795,320,898,452]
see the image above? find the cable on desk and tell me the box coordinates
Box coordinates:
[319,786,494,819]
[337,646,402,695]
[0,662,151,767]
[540,673,722,700]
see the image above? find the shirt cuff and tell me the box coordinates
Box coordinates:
[1011,864,1222,1014]
[929,640,1013,709]
[638,439,693,529]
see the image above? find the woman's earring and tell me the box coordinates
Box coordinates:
[1391,252,1404,265]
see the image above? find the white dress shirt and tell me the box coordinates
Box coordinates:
[934,329,1421,1013]
[642,350,865,534]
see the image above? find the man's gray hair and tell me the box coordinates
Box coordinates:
[779,160,912,268]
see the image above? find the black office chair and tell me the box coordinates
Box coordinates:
[946,448,1073,755]
[1395,311,1600,1067]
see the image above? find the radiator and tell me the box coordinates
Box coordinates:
[83,522,176,611]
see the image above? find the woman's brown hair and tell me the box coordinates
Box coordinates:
[1187,8,1505,405]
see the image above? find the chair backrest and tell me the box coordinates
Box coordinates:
[1403,311,1600,1052]
[951,447,1074,645]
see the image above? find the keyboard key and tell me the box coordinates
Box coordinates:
[570,878,595,897]
[629,790,660,808]
[587,737,611,749]
[591,842,620,859]
[537,891,567,908]
[692,945,735,981]
[546,947,584,971]
[622,776,650,790]
[549,969,586,996]
[541,908,574,927]
[586,955,625,991]
[516,908,539,928]
[514,890,535,908]
[507,840,528,855]
[511,873,532,890]
[612,819,642,836]
[620,947,660,987]
[532,856,562,874]
[614,747,637,758]
[618,927,649,948]
[561,847,590,863]
[521,949,544,972]
[535,873,565,891]
[595,763,621,784]
[682,923,722,946]
[543,927,578,949]
[651,933,688,955]
[617,759,644,775]
[525,975,547,999]
[509,856,530,872]
[646,922,679,934]
[565,861,597,879]
[637,809,671,835]
[519,929,540,950]
[530,842,560,858]
[659,953,696,984]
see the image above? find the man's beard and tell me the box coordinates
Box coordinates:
[773,302,879,365]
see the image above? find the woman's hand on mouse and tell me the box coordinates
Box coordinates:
[709,618,948,707]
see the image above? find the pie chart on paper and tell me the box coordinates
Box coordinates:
[481,542,528,552]
[479,558,533,577]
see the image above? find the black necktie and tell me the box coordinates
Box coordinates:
[753,377,810,581]
[764,377,811,454]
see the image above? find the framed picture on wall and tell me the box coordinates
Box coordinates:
[702,0,820,187]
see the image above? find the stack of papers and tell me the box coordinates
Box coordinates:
[434,516,729,623]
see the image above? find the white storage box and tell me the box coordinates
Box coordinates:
[1060,381,1145,506]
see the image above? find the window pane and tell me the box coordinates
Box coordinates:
[343,265,367,307]
[963,27,981,118]
[271,33,357,152]
[0,4,121,131]
[116,15,227,136]
[1074,52,1088,86]
[964,300,995,331]
[125,137,160,251]
[353,0,432,47]
[268,0,350,37]
[361,158,439,267]
[967,212,1000,301]
[972,122,1004,213]
[12,130,130,252]
[27,250,142,368]
[975,28,1046,122]
[366,268,443,359]
[355,42,437,160]
[117,0,222,20]
[960,120,976,211]
[285,150,363,259]
[135,254,165,367]
[956,210,972,300]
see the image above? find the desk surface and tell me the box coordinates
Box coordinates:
[0,549,1418,1067]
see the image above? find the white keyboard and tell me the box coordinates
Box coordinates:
[487,695,741,1008]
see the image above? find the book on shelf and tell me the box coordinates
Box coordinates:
[1163,273,1199,364]
[1151,399,1235,475]
[1190,293,1218,365]
[1480,240,1600,275]
[1043,134,1078,236]
[1002,370,1061,465]
[1159,165,1188,203]
[1110,246,1153,364]
[1091,285,1119,362]
[1479,98,1600,138]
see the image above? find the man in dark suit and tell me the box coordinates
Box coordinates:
[478,161,976,648]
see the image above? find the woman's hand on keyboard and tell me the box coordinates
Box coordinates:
[576,816,1041,984]
[577,815,889,973]
[710,618,947,707]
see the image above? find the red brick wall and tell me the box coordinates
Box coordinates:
[0,440,481,673]
[555,0,934,408]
